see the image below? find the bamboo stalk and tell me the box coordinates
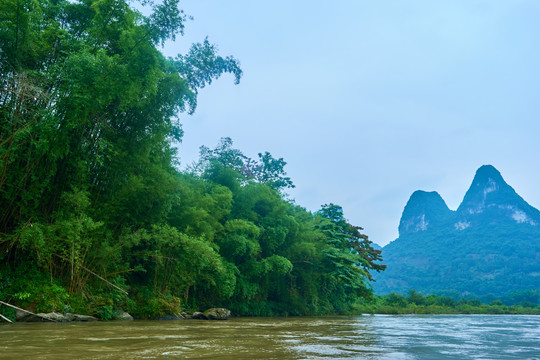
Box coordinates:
[52,253,128,295]
[106,269,135,277]
[0,312,14,323]
[0,300,56,322]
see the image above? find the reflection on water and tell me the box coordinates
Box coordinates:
[1,315,539,359]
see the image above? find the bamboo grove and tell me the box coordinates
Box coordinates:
[0,0,385,319]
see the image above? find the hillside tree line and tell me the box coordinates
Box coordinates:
[0,0,384,319]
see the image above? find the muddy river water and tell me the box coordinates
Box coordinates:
[1,314,539,359]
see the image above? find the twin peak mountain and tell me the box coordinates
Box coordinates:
[400,165,540,237]
[375,165,540,297]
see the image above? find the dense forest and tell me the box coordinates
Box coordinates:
[0,0,385,320]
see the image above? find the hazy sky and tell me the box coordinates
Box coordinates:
[162,1,540,246]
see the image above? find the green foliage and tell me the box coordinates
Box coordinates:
[0,0,385,321]
[385,292,407,307]
[194,137,294,191]
[174,39,242,112]
[406,289,425,305]
[129,289,182,319]
[124,224,229,300]
[262,255,293,275]
[352,291,540,315]
[0,264,69,313]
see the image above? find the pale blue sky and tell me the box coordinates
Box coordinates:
[162,1,540,246]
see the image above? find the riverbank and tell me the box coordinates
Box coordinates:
[351,292,540,315]
[0,305,231,324]
[3,289,540,323]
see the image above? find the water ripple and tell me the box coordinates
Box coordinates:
[1,315,540,359]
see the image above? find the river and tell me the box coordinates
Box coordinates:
[1,315,539,359]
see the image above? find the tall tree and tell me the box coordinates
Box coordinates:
[195,137,294,191]
[0,0,242,313]
[317,204,386,300]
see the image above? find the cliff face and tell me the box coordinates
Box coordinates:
[398,190,452,235]
[374,165,540,296]
[456,165,540,227]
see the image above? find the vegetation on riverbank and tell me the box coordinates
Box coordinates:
[351,290,540,315]
[0,0,385,321]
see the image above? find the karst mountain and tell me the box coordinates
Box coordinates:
[375,165,540,297]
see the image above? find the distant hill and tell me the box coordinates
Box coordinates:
[374,165,540,297]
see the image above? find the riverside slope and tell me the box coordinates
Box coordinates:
[374,165,540,296]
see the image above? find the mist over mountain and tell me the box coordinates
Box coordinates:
[374,165,540,296]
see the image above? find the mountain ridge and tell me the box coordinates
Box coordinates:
[375,165,540,296]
